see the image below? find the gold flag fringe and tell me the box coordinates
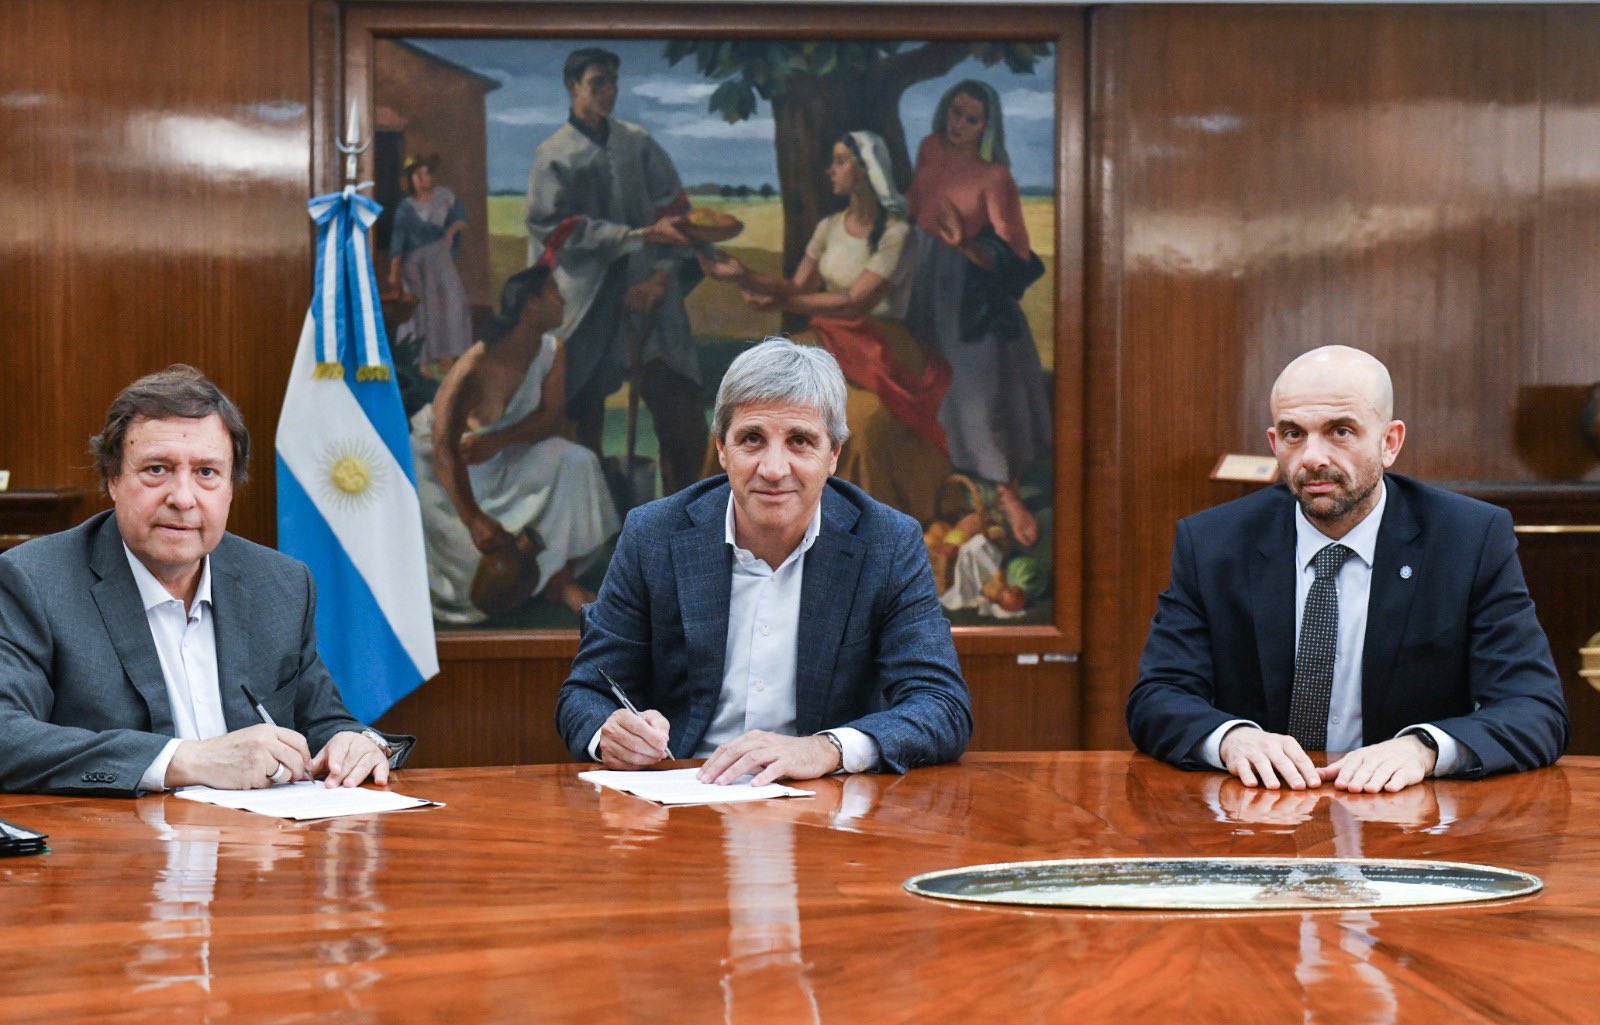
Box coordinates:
[314,361,345,379]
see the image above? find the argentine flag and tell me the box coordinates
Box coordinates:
[275,186,438,723]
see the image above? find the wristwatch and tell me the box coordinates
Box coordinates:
[360,729,394,757]
[1411,729,1439,754]
[820,731,846,773]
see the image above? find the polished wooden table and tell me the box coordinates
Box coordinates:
[1,753,1595,1024]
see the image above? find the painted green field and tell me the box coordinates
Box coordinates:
[487,194,1057,368]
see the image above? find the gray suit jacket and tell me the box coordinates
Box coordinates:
[0,511,369,795]
[556,476,973,772]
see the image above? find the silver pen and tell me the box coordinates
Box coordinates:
[598,668,668,761]
[598,668,640,716]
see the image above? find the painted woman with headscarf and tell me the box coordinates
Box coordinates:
[699,131,952,523]
[388,154,475,373]
[904,80,1050,547]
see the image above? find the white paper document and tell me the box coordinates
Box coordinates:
[174,781,440,820]
[579,767,814,806]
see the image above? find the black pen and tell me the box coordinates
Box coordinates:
[598,668,668,761]
[240,685,277,727]
[241,685,294,784]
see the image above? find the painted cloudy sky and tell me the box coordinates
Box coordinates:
[405,37,1057,193]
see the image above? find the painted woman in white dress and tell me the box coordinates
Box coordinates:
[411,261,620,624]
[699,132,952,524]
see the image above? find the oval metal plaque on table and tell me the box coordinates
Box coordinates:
[904,857,1542,911]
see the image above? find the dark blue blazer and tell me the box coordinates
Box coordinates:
[557,476,972,772]
[1127,474,1568,777]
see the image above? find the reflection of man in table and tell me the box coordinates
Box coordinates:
[1206,775,1446,830]
[525,46,708,497]
[557,339,972,784]
[1128,346,1568,793]
[0,367,398,795]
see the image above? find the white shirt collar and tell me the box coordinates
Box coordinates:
[723,491,823,570]
[1294,477,1386,570]
[123,544,212,613]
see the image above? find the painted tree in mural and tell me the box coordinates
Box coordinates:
[663,40,1050,276]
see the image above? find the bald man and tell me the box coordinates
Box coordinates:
[1128,346,1568,792]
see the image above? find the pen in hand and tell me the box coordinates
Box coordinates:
[241,685,295,786]
[599,668,669,762]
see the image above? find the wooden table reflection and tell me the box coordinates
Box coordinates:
[0,753,1595,1023]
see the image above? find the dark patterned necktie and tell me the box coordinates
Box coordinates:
[1288,543,1355,750]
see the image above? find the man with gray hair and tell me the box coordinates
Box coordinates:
[1128,345,1567,792]
[557,337,971,783]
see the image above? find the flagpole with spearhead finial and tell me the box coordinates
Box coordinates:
[336,99,374,192]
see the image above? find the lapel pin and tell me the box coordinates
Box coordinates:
[1400,565,1413,579]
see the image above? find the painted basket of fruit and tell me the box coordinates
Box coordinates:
[924,475,1004,594]
[675,208,743,244]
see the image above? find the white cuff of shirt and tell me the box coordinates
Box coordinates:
[1398,724,1461,777]
[140,738,185,793]
[1200,719,1260,770]
[586,727,604,763]
[820,728,879,774]
[620,228,648,255]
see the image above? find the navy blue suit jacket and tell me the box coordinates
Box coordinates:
[556,476,972,772]
[1126,474,1568,777]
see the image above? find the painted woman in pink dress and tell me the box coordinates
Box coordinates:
[904,80,1050,547]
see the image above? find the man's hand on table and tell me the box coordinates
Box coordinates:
[599,707,671,769]
[166,724,312,790]
[309,731,391,788]
[1321,735,1436,793]
[1218,726,1321,790]
[697,731,841,787]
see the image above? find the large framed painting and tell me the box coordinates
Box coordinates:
[321,4,1083,656]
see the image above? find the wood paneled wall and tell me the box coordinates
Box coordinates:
[5,2,1599,764]
[375,647,1078,767]
[1,0,316,545]
[1084,4,1600,749]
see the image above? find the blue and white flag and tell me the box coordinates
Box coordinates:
[276,186,438,723]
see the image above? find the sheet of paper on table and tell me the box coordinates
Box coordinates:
[579,767,814,806]
[174,781,441,821]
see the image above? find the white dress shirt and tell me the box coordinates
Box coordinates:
[1201,481,1463,774]
[586,496,879,772]
[125,547,225,792]
[707,495,878,771]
